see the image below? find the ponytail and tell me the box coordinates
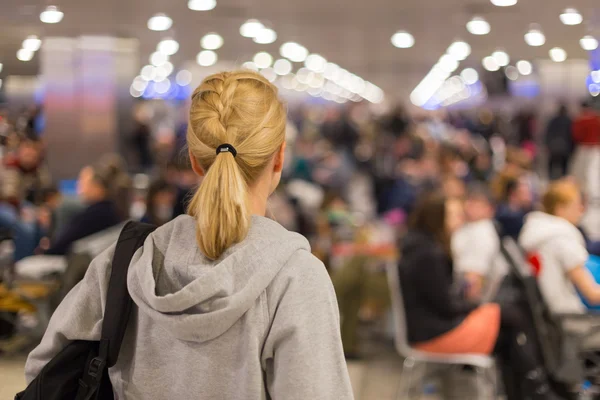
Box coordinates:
[188,151,250,260]
[186,71,286,260]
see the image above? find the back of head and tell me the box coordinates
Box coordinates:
[409,190,448,247]
[542,179,580,216]
[187,71,286,260]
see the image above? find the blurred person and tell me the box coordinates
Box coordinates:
[1,139,50,207]
[545,104,573,180]
[519,179,600,315]
[571,100,600,195]
[495,173,533,240]
[399,191,562,400]
[172,162,200,218]
[140,179,175,226]
[44,163,121,255]
[98,153,132,221]
[26,71,353,400]
[515,111,537,158]
[452,183,501,301]
[383,104,411,138]
[441,175,466,200]
[130,106,154,171]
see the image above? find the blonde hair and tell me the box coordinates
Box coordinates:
[187,71,286,259]
[542,179,580,215]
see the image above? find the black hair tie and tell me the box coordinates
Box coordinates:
[216,143,237,157]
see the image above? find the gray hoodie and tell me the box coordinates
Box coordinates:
[25,215,353,400]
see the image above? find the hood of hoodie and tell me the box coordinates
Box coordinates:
[127,214,310,343]
[519,211,584,252]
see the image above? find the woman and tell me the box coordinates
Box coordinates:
[399,191,561,400]
[44,163,122,255]
[520,179,600,314]
[25,71,353,399]
[140,179,175,226]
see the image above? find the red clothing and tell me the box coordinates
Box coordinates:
[413,303,501,355]
[573,111,600,146]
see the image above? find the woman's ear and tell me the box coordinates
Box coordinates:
[189,149,205,177]
[273,142,286,173]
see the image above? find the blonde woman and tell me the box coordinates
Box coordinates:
[25,71,353,399]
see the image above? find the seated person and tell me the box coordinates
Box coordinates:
[452,183,503,301]
[495,174,532,240]
[399,191,561,400]
[520,179,600,314]
[45,163,121,255]
[1,138,51,207]
[141,179,176,226]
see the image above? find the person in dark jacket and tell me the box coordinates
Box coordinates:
[45,164,121,255]
[399,191,561,400]
[545,104,573,180]
[140,179,175,226]
[495,175,532,240]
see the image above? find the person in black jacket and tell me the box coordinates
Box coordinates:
[45,164,121,255]
[399,191,562,400]
[545,104,573,180]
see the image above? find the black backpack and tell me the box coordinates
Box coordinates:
[16,221,156,400]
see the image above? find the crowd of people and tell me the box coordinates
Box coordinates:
[1,72,600,398]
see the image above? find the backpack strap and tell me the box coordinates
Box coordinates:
[100,221,156,367]
[78,221,155,400]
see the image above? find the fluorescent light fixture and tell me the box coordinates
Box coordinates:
[549,47,567,62]
[147,13,172,31]
[196,50,218,66]
[273,59,292,75]
[40,5,64,24]
[391,31,415,49]
[188,0,216,11]
[482,56,500,71]
[23,35,42,52]
[17,49,34,62]
[560,8,583,25]
[447,41,471,61]
[176,70,193,86]
[201,33,223,50]
[158,39,179,55]
[490,0,517,6]
[525,26,545,46]
[253,28,277,44]
[460,68,479,85]
[580,35,599,51]
[492,50,510,67]
[516,60,533,75]
[253,52,273,69]
[240,20,264,38]
[466,16,490,35]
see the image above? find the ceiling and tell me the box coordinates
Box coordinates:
[0,0,599,99]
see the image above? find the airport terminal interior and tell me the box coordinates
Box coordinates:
[2,0,600,399]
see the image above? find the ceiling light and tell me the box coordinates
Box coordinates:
[305,54,327,72]
[482,56,500,71]
[132,76,148,92]
[130,86,142,98]
[280,42,308,63]
[22,35,42,52]
[590,84,600,97]
[273,59,292,75]
[201,33,223,50]
[492,50,510,67]
[516,60,532,75]
[466,16,490,35]
[524,26,545,46]
[141,65,156,81]
[17,49,34,62]
[150,51,168,67]
[253,28,277,44]
[196,50,217,66]
[240,20,264,38]
[460,68,479,85]
[580,35,599,51]
[447,41,471,61]
[324,63,341,80]
[176,70,193,86]
[155,61,174,78]
[592,71,600,84]
[158,39,179,55]
[40,5,64,24]
[253,52,273,69]
[155,79,171,94]
[490,0,517,6]
[242,61,259,71]
[560,8,583,25]
[438,54,459,73]
[549,47,567,62]
[505,66,519,81]
[147,13,172,31]
[261,68,277,83]
[0,64,3,74]
[188,0,216,11]
[391,31,415,49]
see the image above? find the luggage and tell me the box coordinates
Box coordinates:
[15,221,155,400]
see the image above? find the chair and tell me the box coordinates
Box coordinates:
[386,262,497,399]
